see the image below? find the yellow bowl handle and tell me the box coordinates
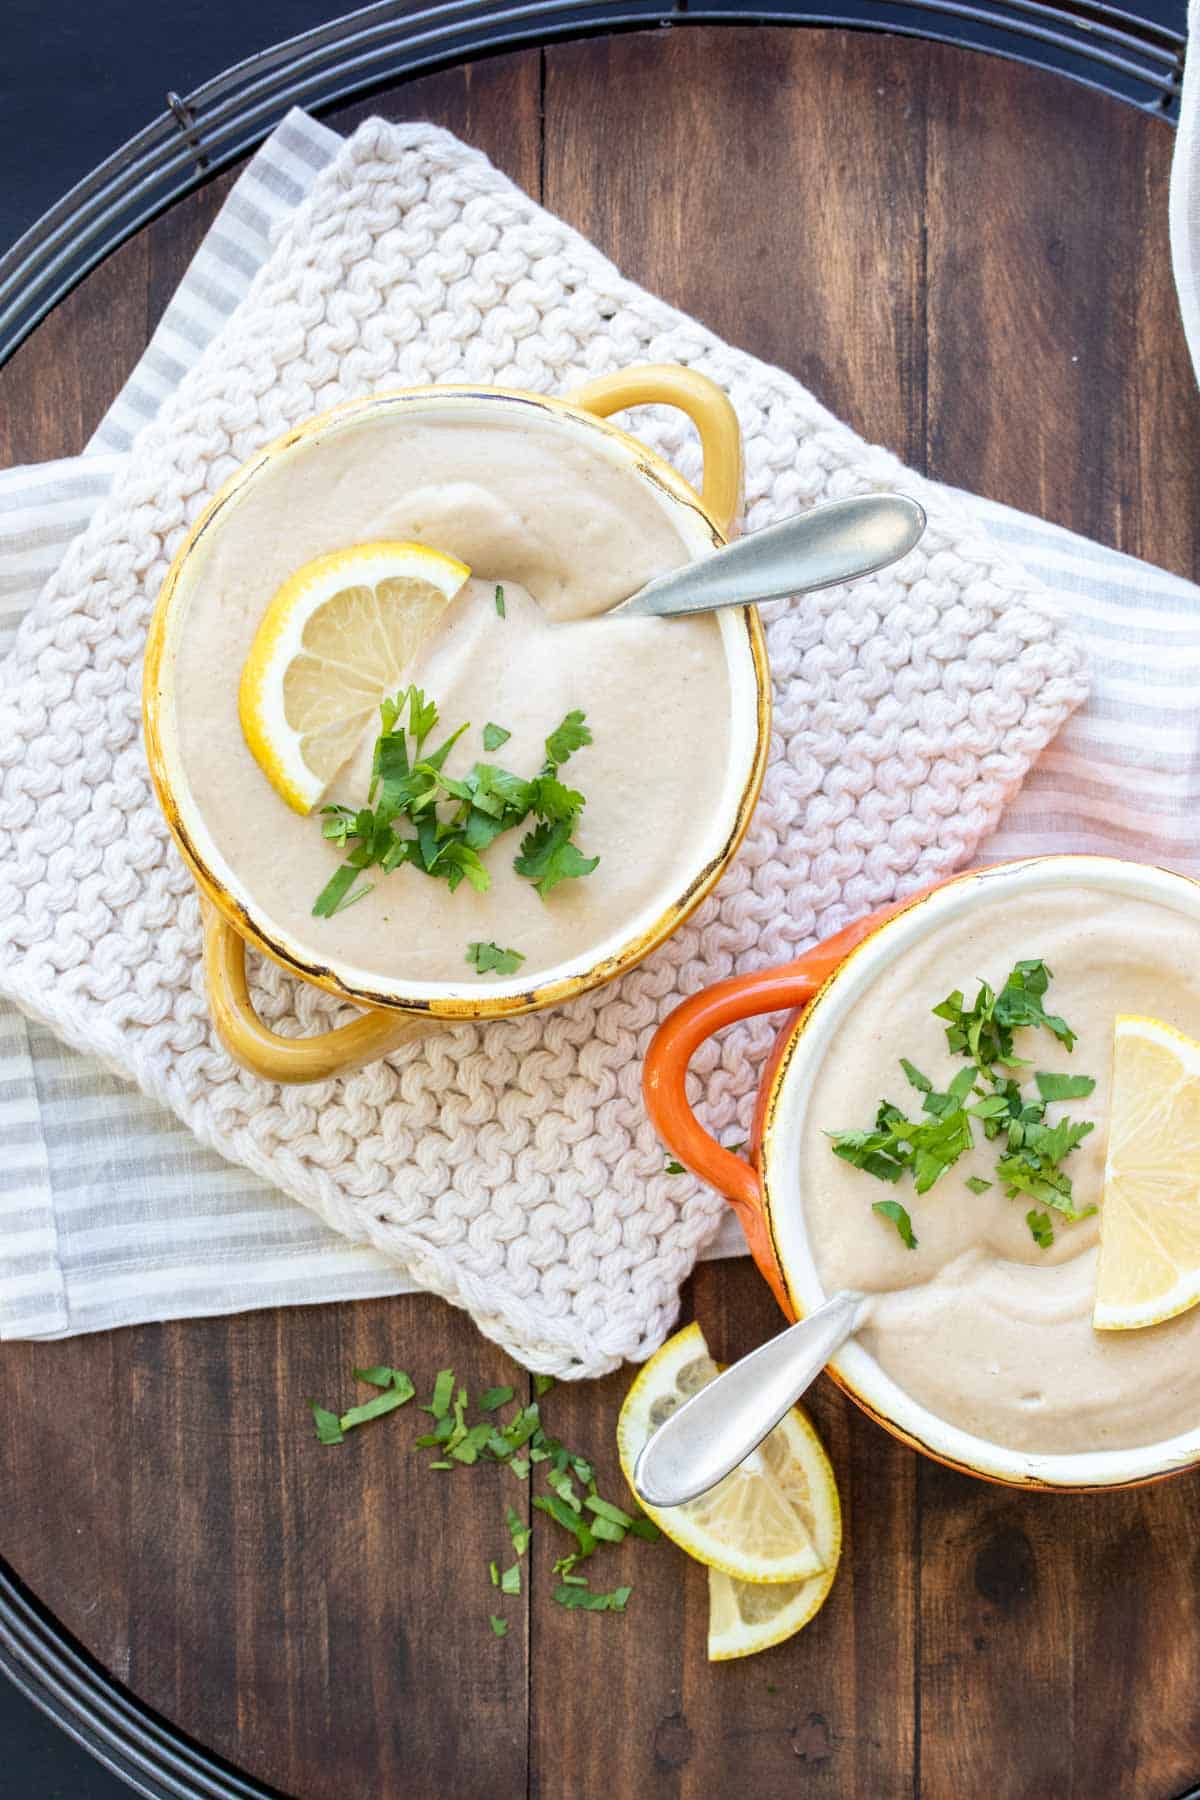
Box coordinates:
[565,364,742,538]
[202,899,427,1084]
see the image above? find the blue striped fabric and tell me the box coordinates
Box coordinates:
[2,106,1198,1340]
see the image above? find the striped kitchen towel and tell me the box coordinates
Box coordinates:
[1,102,1198,1343]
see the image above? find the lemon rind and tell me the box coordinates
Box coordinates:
[706,1564,838,1661]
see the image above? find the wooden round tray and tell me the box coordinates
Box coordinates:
[3,24,1200,1800]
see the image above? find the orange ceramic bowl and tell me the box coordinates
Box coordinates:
[644,853,1200,1491]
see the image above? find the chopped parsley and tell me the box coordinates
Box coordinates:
[1034,1071,1096,1103]
[481,1385,515,1412]
[873,1199,917,1249]
[544,710,592,766]
[307,1366,415,1439]
[664,1158,686,1175]
[512,820,599,898]
[494,585,506,618]
[313,684,599,916]
[831,959,1096,1250]
[500,1563,521,1596]
[466,941,525,976]
[307,1359,652,1633]
[552,1583,632,1612]
[1026,1209,1055,1249]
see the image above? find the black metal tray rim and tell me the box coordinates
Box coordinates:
[0,0,1187,371]
[0,4,1194,1797]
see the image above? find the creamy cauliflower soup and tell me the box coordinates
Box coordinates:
[801,885,1200,1455]
[168,409,736,988]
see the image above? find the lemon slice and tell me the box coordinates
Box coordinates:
[1094,1014,1200,1331]
[616,1322,832,1585]
[707,1563,837,1662]
[238,541,470,814]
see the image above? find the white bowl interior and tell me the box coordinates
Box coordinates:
[763,855,1200,1487]
[152,390,763,1007]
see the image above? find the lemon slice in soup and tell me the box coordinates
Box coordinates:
[1094,1015,1200,1331]
[238,541,470,814]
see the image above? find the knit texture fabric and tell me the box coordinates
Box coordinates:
[0,121,1088,1375]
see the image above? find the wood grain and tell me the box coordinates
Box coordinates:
[2,26,1199,1800]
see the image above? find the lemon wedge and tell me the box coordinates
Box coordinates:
[616,1322,834,1587]
[707,1561,838,1662]
[238,541,470,814]
[1094,1014,1200,1331]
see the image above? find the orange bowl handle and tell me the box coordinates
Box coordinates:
[202,900,427,1084]
[643,908,898,1312]
[565,364,742,538]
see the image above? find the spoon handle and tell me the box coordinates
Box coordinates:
[632,1291,864,1508]
[611,494,925,619]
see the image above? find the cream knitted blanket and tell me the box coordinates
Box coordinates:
[0,120,1088,1375]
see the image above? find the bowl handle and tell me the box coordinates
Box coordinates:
[643,908,899,1313]
[202,900,427,1084]
[565,364,742,538]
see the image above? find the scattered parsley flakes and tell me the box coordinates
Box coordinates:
[664,1158,685,1175]
[1034,1071,1096,1102]
[544,709,593,767]
[552,1583,632,1612]
[494,585,506,618]
[352,1365,412,1390]
[466,941,526,976]
[482,722,511,752]
[1027,1209,1055,1249]
[506,1505,531,1556]
[585,1494,634,1527]
[489,1614,509,1638]
[513,819,600,898]
[425,1369,456,1416]
[309,1360,650,1635]
[312,864,373,918]
[900,1057,933,1094]
[873,1199,918,1249]
[308,1402,344,1445]
[338,1384,415,1431]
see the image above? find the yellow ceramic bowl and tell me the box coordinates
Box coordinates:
[645,855,1200,1491]
[144,366,771,1084]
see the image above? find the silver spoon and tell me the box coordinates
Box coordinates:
[609,493,925,619]
[633,1290,867,1508]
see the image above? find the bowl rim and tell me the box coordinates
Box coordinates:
[143,382,771,1020]
[758,853,1200,1490]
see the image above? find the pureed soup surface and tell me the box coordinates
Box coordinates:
[800,883,1200,1455]
[170,409,734,986]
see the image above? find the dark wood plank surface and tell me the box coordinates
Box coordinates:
[3,25,1200,1800]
